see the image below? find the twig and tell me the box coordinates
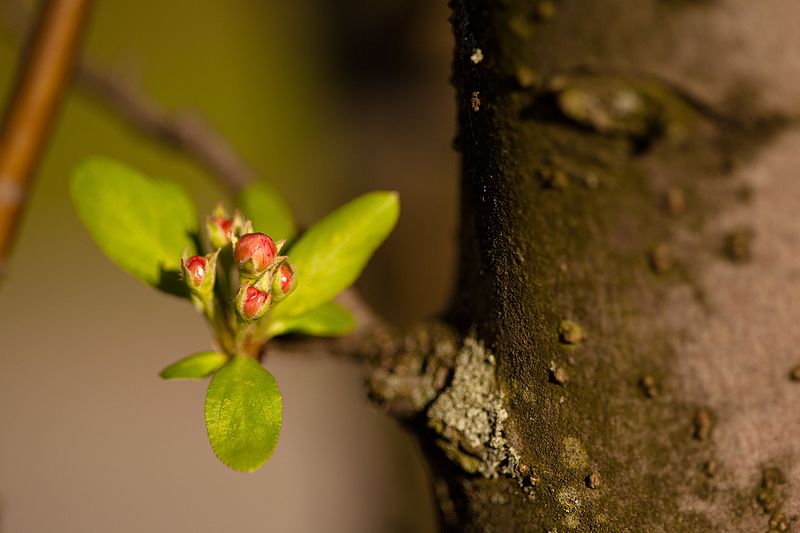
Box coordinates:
[267,288,390,362]
[0,0,92,276]
[73,54,394,363]
[0,3,392,366]
[70,60,395,362]
[75,65,255,194]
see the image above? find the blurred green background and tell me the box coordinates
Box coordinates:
[0,0,457,531]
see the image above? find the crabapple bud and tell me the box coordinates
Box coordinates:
[207,215,234,249]
[184,256,207,287]
[271,262,296,302]
[234,233,277,277]
[181,251,217,296]
[237,285,272,321]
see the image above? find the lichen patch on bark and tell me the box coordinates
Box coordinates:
[427,337,523,480]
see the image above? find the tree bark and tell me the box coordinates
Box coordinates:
[372,0,800,531]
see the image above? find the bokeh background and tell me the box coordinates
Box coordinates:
[0,0,457,531]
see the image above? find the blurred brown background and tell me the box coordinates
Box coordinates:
[0,0,457,531]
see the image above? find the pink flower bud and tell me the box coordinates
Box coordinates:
[234,232,277,276]
[207,215,235,249]
[181,250,218,296]
[213,216,233,236]
[277,264,294,293]
[271,262,296,302]
[184,256,207,287]
[238,286,272,321]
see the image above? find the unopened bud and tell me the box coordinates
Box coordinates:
[234,232,277,277]
[185,256,207,287]
[207,215,234,249]
[181,250,217,295]
[236,285,272,321]
[271,262,296,302]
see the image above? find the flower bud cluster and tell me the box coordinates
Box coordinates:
[180,206,297,326]
[233,232,295,321]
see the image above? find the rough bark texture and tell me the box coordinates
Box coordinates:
[374,0,800,531]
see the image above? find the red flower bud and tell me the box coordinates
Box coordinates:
[277,264,293,293]
[207,215,235,249]
[271,262,296,302]
[234,232,277,276]
[215,216,233,235]
[184,256,207,287]
[238,286,272,321]
[181,250,218,297]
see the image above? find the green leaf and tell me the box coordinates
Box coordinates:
[205,356,282,472]
[160,352,229,380]
[238,181,296,242]
[272,191,399,320]
[70,157,198,296]
[267,301,356,338]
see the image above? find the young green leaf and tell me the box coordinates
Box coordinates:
[271,191,399,320]
[160,352,229,380]
[70,157,198,295]
[238,181,296,242]
[205,356,282,472]
[267,301,356,338]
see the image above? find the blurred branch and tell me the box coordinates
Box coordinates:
[0,0,92,276]
[0,1,256,198]
[75,65,254,194]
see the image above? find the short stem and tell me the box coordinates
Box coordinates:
[234,320,256,357]
[215,247,235,305]
[198,294,234,355]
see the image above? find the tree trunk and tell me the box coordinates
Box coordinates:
[374,0,800,531]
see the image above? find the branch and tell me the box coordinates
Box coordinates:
[75,65,254,194]
[0,0,92,276]
[267,287,391,362]
[0,2,255,196]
